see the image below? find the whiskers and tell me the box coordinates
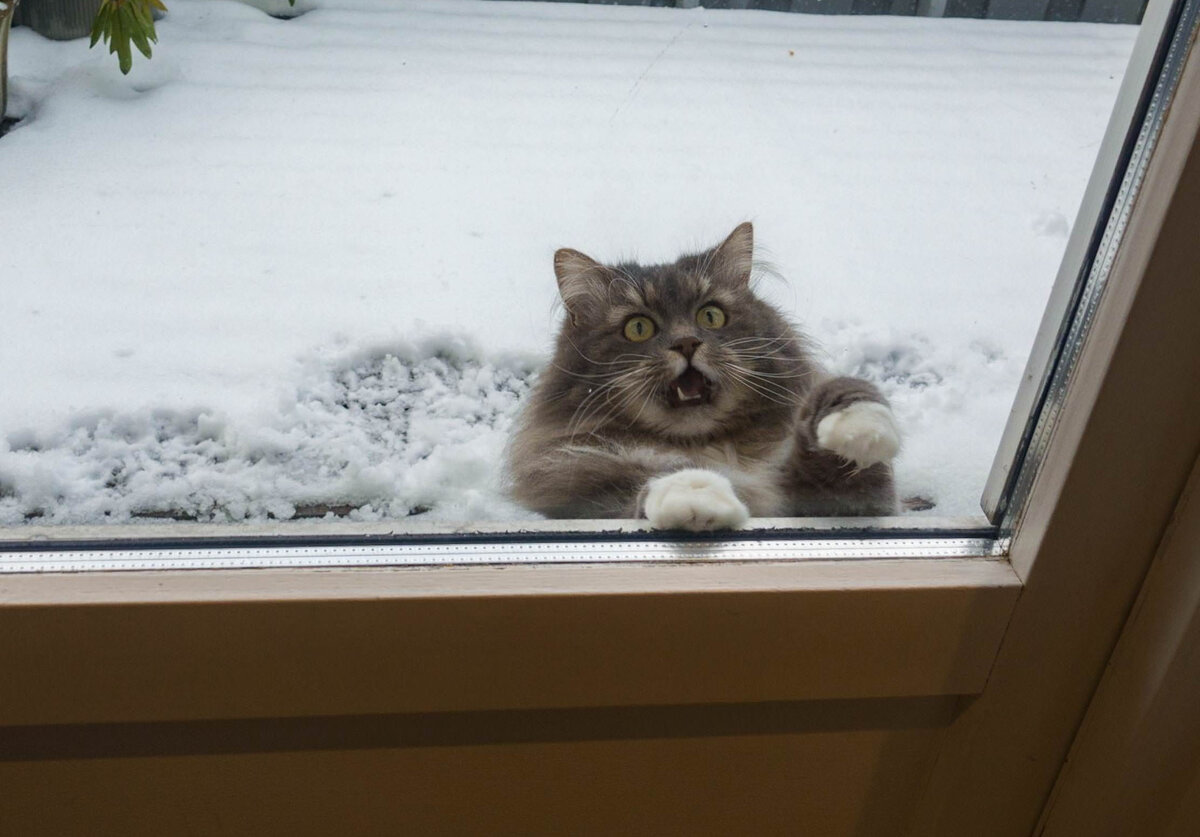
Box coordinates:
[716,335,814,409]
[719,364,802,408]
[552,354,653,381]
[561,359,660,440]
[561,335,652,370]
[722,334,809,355]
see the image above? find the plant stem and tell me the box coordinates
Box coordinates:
[1,0,19,120]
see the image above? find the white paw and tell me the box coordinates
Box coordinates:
[643,469,750,532]
[816,401,900,467]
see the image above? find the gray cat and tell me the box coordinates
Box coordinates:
[505,223,899,530]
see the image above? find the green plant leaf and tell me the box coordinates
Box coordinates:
[89,4,109,48]
[114,5,133,73]
[129,0,149,28]
[107,2,121,54]
[130,0,156,39]
[128,6,154,58]
[129,29,152,60]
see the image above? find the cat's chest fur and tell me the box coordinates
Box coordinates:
[633,431,797,518]
[676,434,789,470]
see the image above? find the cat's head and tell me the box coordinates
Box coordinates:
[549,223,809,441]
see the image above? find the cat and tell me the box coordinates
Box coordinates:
[505,222,899,530]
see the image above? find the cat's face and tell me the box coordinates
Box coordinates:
[551,223,807,440]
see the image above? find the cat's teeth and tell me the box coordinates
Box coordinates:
[676,387,701,402]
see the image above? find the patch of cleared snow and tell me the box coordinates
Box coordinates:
[0,0,1137,524]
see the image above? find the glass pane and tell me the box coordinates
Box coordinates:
[0,0,1152,542]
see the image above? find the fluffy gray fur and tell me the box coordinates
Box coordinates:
[505,223,897,521]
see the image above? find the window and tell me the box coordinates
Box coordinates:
[0,0,1160,563]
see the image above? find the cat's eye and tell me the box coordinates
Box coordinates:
[697,305,727,330]
[623,316,656,342]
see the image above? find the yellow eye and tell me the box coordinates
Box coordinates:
[697,304,727,329]
[623,316,656,342]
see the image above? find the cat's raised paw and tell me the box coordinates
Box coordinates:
[816,401,900,467]
[643,469,750,532]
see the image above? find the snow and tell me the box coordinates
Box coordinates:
[0,0,1136,526]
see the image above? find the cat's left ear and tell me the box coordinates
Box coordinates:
[709,222,755,287]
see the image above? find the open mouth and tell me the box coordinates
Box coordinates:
[666,367,713,408]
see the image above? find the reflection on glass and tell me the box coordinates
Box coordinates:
[0,0,1140,528]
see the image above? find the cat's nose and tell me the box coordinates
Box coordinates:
[670,337,702,360]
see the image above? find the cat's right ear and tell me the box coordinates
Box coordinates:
[554,248,610,325]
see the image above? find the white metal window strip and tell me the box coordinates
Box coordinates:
[0,536,1000,573]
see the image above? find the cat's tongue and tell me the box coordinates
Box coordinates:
[670,367,709,407]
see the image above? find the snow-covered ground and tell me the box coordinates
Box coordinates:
[0,0,1136,526]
